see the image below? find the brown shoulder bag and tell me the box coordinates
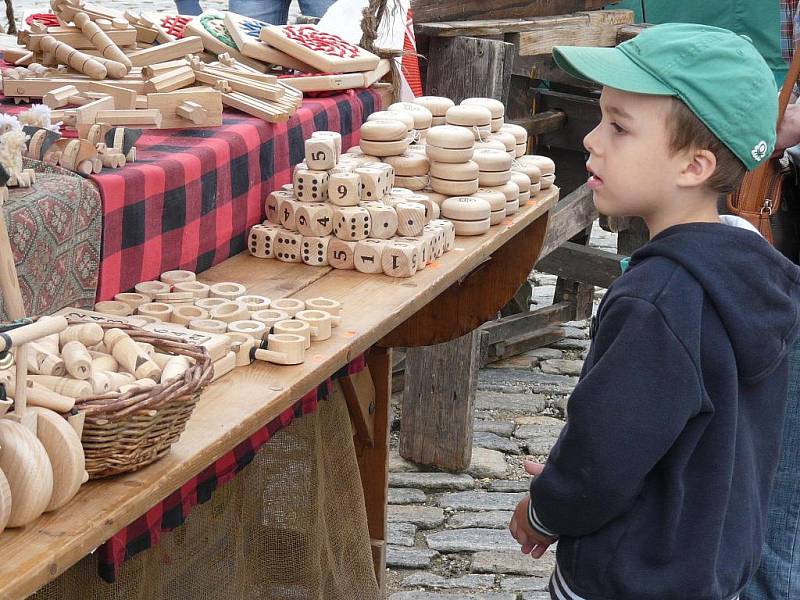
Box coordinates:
[727,52,800,244]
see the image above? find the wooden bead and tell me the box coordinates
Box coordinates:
[187,319,229,335]
[395,202,427,237]
[59,323,104,348]
[273,319,312,349]
[295,202,333,237]
[305,137,337,170]
[62,341,92,380]
[270,298,305,316]
[293,168,329,202]
[137,302,174,322]
[94,300,133,317]
[328,172,362,207]
[113,292,150,311]
[160,270,195,285]
[333,206,371,241]
[301,236,331,267]
[249,224,281,258]
[209,301,249,324]
[274,230,303,263]
[209,282,247,300]
[429,219,456,251]
[251,309,291,331]
[360,202,398,239]
[104,328,162,381]
[171,305,209,326]
[354,239,386,274]
[327,238,357,270]
[381,241,418,277]
[278,197,303,230]
[295,309,332,342]
[252,333,306,365]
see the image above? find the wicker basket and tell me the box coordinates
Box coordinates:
[72,320,214,478]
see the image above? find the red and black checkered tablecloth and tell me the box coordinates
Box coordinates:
[0,89,380,300]
[97,354,366,582]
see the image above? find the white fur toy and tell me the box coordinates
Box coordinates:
[0,131,36,187]
[18,105,62,134]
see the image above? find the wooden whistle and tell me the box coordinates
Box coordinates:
[40,35,108,80]
[89,351,118,374]
[161,355,191,383]
[100,371,135,391]
[73,12,132,70]
[28,343,67,377]
[88,371,111,394]
[1,376,76,413]
[61,341,92,380]
[104,328,162,381]
[27,375,92,399]
[59,323,105,348]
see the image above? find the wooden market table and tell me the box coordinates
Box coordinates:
[0,185,557,599]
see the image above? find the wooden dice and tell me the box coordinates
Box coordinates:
[265,190,292,225]
[382,240,418,277]
[328,238,357,269]
[395,202,427,237]
[312,131,342,156]
[354,239,386,274]
[305,137,336,170]
[274,230,303,263]
[361,201,398,239]
[278,195,302,231]
[301,236,330,266]
[249,223,281,258]
[294,168,329,202]
[333,206,372,241]
[295,202,333,237]
[395,236,428,270]
[356,164,393,201]
[328,172,361,206]
[429,219,456,251]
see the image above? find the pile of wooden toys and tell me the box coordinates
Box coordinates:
[80,269,343,372]
[247,95,557,277]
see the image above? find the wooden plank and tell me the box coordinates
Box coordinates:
[410,0,613,23]
[146,88,223,129]
[126,36,204,68]
[511,52,600,89]
[536,241,625,289]
[617,23,648,43]
[341,368,377,447]
[540,184,597,258]
[0,189,556,600]
[484,323,566,363]
[481,301,573,347]
[516,10,634,56]
[509,111,566,137]
[535,89,600,152]
[1,77,146,98]
[425,36,515,104]
[401,330,481,471]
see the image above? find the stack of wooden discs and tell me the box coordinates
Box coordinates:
[413,96,455,127]
[501,122,529,157]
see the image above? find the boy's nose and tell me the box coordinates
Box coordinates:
[584,125,600,155]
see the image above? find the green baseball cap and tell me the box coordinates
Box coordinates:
[553,22,778,171]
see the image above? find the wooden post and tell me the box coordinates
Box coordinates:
[400,330,482,471]
[355,347,391,594]
[425,36,515,104]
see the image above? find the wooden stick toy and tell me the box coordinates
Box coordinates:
[72,11,132,70]
[251,333,305,365]
[39,35,107,79]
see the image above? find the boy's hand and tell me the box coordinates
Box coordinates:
[508,460,557,559]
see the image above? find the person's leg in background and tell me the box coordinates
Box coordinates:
[174,0,202,16]
[229,0,291,24]
[297,0,335,19]
[742,337,800,600]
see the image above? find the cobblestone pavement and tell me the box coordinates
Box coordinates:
[384,221,617,600]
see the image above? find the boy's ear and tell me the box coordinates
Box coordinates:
[676,148,717,189]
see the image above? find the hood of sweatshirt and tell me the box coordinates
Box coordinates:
[630,222,800,384]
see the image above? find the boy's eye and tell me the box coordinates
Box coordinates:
[610,122,626,134]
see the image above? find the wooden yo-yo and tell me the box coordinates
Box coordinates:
[441,196,492,236]
[209,301,249,324]
[388,101,433,137]
[295,309,332,342]
[395,202,427,237]
[228,320,268,340]
[517,155,554,188]
[251,309,291,332]
[62,340,92,380]
[332,206,371,242]
[274,230,303,263]
[383,152,430,179]
[104,328,162,380]
[135,280,171,299]
[94,300,133,317]
[473,148,512,187]
[270,298,305,317]
[500,122,529,158]
[305,298,342,326]
[305,136,336,171]
[294,168,330,203]
[273,319,312,349]
[295,202,333,237]
[188,319,229,335]
[360,202,398,239]
[445,104,492,141]
[494,180,521,216]
[327,238,357,270]
[413,96,455,127]
[114,292,151,312]
[328,172,362,207]
[473,188,508,226]
[487,131,516,158]
[429,160,480,197]
[137,301,174,322]
[429,219,457,251]
[426,125,475,164]
[301,236,331,267]
[461,97,505,132]
[355,165,393,202]
[393,175,429,192]
[382,241,418,278]
[509,171,532,204]
[172,305,209,326]
[251,333,305,365]
[209,282,247,301]
[359,120,409,158]
[227,332,255,367]
[160,270,196,285]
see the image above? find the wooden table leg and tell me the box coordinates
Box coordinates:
[355,347,391,595]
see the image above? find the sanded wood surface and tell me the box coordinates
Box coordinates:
[0,188,557,599]
[411,0,612,23]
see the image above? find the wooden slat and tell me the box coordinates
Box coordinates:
[341,368,377,447]
[540,184,597,258]
[0,188,557,600]
[410,0,613,24]
[536,241,625,289]
[516,10,634,56]
[509,111,566,137]
[535,89,601,152]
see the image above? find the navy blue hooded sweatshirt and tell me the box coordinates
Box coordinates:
[528,222,800,600]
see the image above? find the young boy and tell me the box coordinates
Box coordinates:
[508,23,800,600]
